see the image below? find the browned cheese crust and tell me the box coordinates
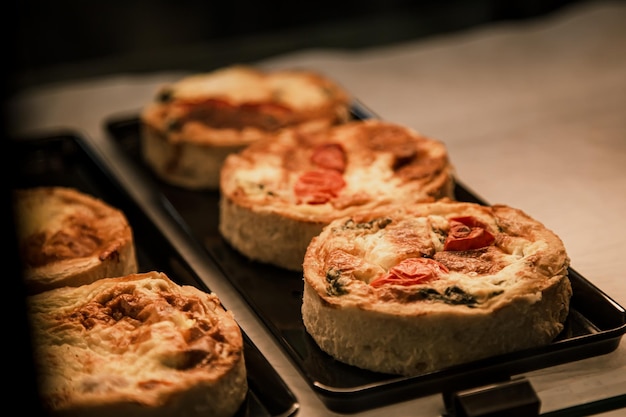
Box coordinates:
[302,200,572,376]
[27,271,247,417]
[219,119,455,271]
[140,65,352,189]
[13,186,138,294]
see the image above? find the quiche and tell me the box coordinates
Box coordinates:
[302,200,572,376]
[13,186,138,294]
[140,64,352,189]
[27,271,247,417]
[219,118,455,271]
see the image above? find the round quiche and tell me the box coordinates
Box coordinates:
[27,271,248,417]
[219,119,455,271]
[140,65,352,189]
[13,186,138,294]
[302,200,572,376]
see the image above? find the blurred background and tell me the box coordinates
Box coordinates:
[8,0,589,94]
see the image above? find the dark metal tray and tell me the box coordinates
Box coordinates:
[10,132,299,417]
[104,107,626,413]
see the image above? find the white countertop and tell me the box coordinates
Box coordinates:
[7,1,626,415]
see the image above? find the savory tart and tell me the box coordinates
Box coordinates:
[140,64,352,189]
[27,271,247,417]
[219,119,455,271]
[302,200,572,376]
[13,186,138,294]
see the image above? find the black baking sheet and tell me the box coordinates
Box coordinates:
[104,106,626,413]
[10,132,299,417]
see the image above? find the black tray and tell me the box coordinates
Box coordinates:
[10,132,299,417]
[104,108,626,413]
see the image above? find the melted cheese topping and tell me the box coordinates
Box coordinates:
[303,201,570,313]
[171,66,336,108]
[222,119,454,222]
[28,272,245,411]
[266,72,337,108]
[172,67,272,103]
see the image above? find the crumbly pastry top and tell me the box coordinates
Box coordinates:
[28,271,245,414]
[13,186,136,290]
[221,119,454,223]
[141,65,352,146]
[303,200,571,315]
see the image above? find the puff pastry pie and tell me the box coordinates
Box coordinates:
[13,186,138,294]
[302,200,572,375]
[140,65,352,189]
[27,271,247,417]
[219,119,454,270]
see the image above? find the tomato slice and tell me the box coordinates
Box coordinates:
[311,143,346,173]
[171,98,292,130]
[443,216,495,251]
[174,97,290,113]
[294,170,346,204]
[370,258,449,287]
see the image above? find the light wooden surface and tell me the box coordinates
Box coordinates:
[8,1,626,415]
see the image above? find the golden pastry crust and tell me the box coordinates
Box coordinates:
[219,119,455,270]
[140,65,352,189]
[13,186,138,294]
[302,200,572,376]
[27,271,247,417]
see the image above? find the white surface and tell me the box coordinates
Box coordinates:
[8,1,626,415]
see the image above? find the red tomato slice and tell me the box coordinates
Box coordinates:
[443,216,495,251]
[370,258,449,287]
[173,98,292,124]
[294,170,346,204]
[174,97,232,111]
[176,98,290,112]
[311,143,347,173]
